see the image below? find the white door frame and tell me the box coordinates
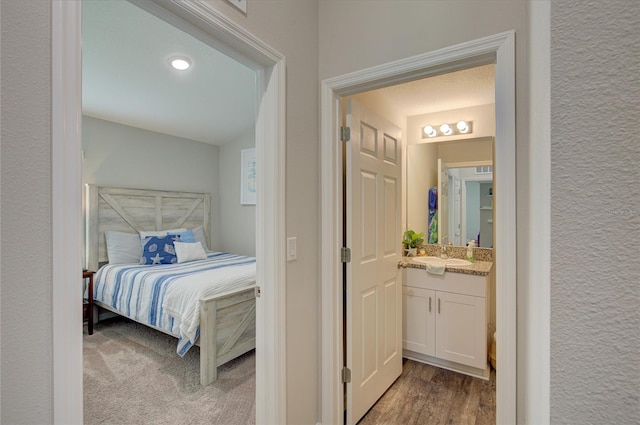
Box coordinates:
[51,1,287,423]
[321,31,516,424]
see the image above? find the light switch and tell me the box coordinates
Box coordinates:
[287,237,297,261]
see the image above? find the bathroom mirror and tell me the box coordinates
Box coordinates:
[406,138,494,248]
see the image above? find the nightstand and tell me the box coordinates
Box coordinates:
[83,270,95,335]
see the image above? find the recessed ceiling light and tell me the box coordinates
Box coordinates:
[169,56,191,71]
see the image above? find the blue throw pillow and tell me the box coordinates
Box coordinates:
[140,235,179,265]
[168,229,196,243]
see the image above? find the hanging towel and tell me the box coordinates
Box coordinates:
[427,186,438,244]
[425,259,446,275]
[428,211,438,244]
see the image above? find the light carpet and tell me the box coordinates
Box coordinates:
[83,317,255,425]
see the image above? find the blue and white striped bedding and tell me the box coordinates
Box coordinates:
[94,252,256,356]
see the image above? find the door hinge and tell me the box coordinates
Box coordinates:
[340,126,351,142]
[255,286,261,298]
[341,247,351,263]
[341,367,352,384]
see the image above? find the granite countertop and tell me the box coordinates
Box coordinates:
[398,256,493,276]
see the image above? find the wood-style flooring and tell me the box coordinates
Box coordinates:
[358,359,496,425]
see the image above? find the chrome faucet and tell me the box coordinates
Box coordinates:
[440,244,448,259]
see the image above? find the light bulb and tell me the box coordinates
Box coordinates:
[456,120,469,133]
[440,123,452,136]
[423,125,437,137]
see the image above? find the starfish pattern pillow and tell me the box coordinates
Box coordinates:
[140,235,179,265]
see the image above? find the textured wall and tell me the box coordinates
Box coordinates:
[202,2,321,423]
[551,1,640,423]
[319,1,527,80]
[0,1,53,423]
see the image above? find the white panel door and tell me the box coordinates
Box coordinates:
[346,99,402,425]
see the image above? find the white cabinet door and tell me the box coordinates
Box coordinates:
[435,291,486,369]
[402,286,435,356]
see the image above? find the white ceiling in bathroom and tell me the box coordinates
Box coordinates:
[354,64,496,118]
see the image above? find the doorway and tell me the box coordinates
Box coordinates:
[51,2,286,423]
[321,32,516,424]
[81,1,258,420]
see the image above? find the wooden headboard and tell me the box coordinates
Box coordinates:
[85,184,211,271]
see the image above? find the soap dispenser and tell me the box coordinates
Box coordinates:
[466,240,475,262]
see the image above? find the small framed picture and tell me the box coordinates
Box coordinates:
[240,148,256,205]
[225,0,247,14]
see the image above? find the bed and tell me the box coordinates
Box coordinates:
[85,184,257,385]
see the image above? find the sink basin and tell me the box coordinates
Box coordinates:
[411,256,442,263]
[412,256,472,267]
[442,258,473,266]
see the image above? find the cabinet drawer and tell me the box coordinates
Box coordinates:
[403,268,486,297]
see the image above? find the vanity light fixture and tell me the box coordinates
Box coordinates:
[422,120,473,138]
[169,56,192,71]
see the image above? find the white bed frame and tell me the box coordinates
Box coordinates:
[85,184,256,385]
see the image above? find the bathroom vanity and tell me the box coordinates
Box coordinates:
[401,258,492,379]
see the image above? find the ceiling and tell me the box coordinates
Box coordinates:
[82,1,493,147]
[354,64,495,118]
[82,0,256,146]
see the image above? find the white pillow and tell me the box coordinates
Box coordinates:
[174,241,207,263]
[191,226,210,251]
[139,228,187,240]
[105,231,142,264]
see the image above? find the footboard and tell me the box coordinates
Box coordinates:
[199,285,256,385]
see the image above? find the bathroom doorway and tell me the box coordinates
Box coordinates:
[321,32,516,424]
[346,64,496,423]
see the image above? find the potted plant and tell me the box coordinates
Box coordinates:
[402,229,424,257]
